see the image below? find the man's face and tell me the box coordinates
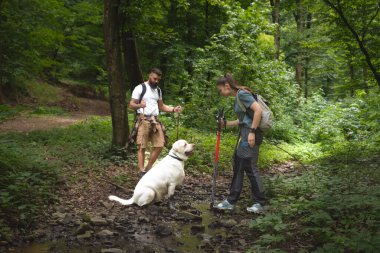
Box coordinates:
[148,73,161,85]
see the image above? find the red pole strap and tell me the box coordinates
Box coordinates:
[214,131,221,162]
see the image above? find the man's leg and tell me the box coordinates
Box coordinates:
[145,147,163,170]
[146,122,165,170]
[138,146,146,172]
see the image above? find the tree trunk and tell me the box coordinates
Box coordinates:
[120,0,143,90]
[104,0,129,147]
[270,0,281,60]
[323,0,380,89]
[121,30,143,90]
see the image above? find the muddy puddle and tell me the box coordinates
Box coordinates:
[9,201,255,253]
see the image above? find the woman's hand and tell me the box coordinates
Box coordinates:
[248,132,256,148]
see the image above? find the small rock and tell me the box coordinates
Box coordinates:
[100,248,126,253]
[102,240,115,247]
[100,200,114,209]
[240,219,251,226]
[74,223,93,235]
[155,225,172,236]
[198,233,212,242]
[238,239,247,246]
[90,217,108,226]
[76,230,93,240]
[0,241,8,246]
[52,212,66,220]
[63,213,74,224]
[175,210,202,222]
[220,219,237,228]
[138,216,150,223]
[97,229,114,238]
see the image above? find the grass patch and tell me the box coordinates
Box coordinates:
[31,106,68,115]
[25,80,61,104]
[0,105,24,122]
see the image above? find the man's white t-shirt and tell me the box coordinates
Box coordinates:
[131,82,162,116]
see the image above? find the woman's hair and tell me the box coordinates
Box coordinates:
[216,73,253,93]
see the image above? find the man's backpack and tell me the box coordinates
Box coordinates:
[236,90,273,133]
[138,83,162,104]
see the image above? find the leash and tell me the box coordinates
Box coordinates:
[176,111,180,141]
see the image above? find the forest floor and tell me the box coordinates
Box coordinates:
[2,87,299,253]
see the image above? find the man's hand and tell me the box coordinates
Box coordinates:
[173,105,182,113]
[248,132,256,148]
[139,100,146,108]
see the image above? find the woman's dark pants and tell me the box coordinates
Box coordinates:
[227,145,266,206]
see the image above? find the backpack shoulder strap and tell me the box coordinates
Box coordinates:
[138,83,146,104]
[236,89,247,113]
[157,86,162,99]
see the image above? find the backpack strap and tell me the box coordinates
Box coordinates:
[138,83,162,103]
[138,83,147,104]
[236,89,254,119]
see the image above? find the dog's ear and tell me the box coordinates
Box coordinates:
[172,140,186,153]
[171,141,180,153]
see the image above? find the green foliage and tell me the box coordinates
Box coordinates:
[185,1,299,133]
[0,117,113,239]
[295,90,380,145]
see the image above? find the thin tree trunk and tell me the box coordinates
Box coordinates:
[270,0,281,60]
[363,66,368,93]
[104,0,129,147]
[323,0,380,89]
[294,0,305,87]
[349,61,354,96]
[303,12,311,98]
[205,0,210,38]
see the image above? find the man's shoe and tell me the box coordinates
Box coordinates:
[247,203,263,213]
[214,200,234,210]
[139,171,147,178]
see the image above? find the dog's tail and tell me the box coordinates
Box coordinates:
[108,195,134,205]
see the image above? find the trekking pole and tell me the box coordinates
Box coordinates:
[211,107,225,207]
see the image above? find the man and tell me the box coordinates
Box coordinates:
[129,68,182,177]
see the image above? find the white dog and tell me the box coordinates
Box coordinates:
[108,139,195,206]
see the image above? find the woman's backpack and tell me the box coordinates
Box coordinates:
[236,91,273,133]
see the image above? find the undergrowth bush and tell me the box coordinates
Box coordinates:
[250,142,380,252]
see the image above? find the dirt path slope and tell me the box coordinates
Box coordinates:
[0,91,110,133]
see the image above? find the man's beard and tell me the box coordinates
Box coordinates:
[148,82,158,89]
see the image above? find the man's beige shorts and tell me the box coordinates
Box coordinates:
[136,119,165,148]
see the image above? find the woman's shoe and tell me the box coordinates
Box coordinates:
[246,203,263,213]
[214,199,234,210]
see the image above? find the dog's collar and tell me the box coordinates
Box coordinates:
[169,154,184,162]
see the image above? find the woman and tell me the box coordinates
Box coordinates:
[215,74,266,213]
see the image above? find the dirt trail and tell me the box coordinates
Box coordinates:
[0,92,110,133]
